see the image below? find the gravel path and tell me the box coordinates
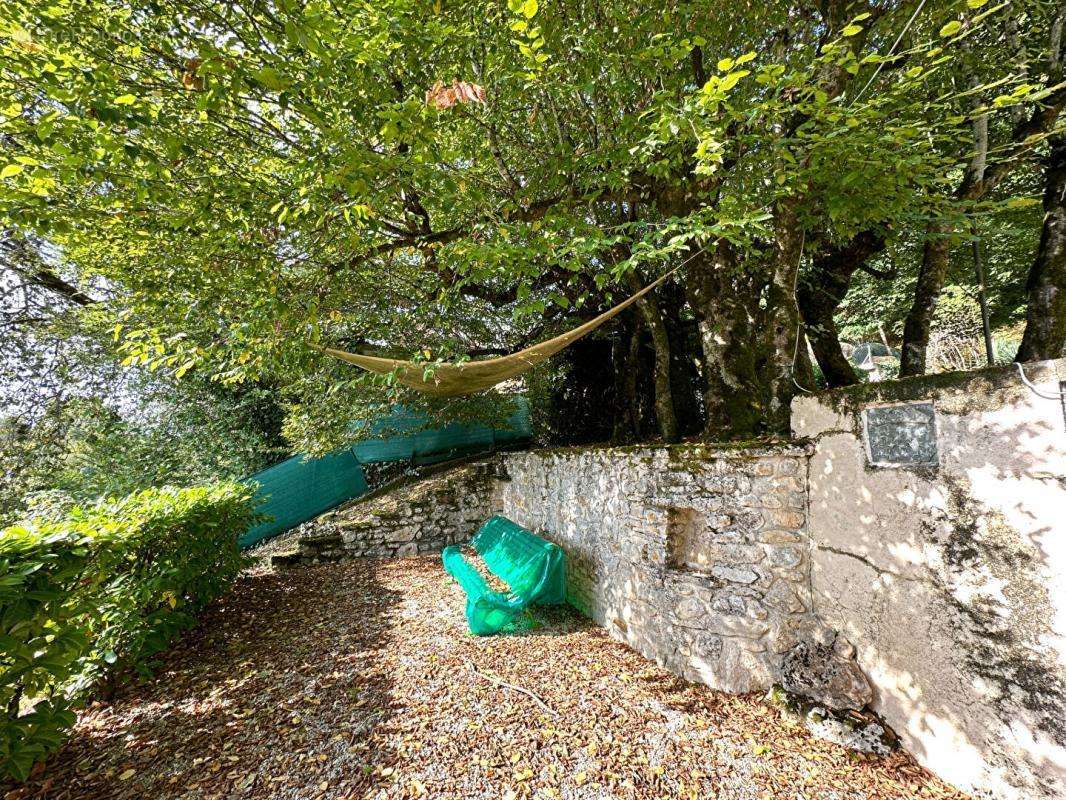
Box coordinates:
[10,557,968,800]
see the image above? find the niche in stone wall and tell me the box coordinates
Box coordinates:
[666,507,714,575]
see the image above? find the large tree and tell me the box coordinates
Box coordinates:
[896,4,1065,374]
[0,0,1055,446]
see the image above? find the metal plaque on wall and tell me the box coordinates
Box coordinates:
[863,402,938,467]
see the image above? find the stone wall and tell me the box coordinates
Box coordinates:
[271,357,1066,800]
[271,462,500,566]
[792,357,1066,800]
[489,444,869,708]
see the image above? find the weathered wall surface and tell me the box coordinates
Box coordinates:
[275,444,872,717]
[489,445,869,708]
[792,358,1066,800]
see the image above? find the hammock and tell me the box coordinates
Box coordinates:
[318,270,673,396]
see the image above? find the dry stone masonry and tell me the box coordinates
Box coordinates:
[490,444,868,708]
[276,444,872,714]
[271,462,499,566]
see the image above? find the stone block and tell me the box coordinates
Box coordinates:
[764,509,806,530]
[780,639,873,711]
[384,525,419,543]
[766,545,804,569]
[759,528,803,544]
[776,458,801,476]
[710,565,759,584]
[711,593,746,615]
[763,579,808,614]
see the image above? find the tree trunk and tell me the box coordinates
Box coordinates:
[611,323,642,443]
[900,221,953,376]
[1016,135,1066,362]
[899,41,1066,375]
[683,248,767,438]
[798,230,886,388]
[900,91,985,378]
[764,199,811,432]
[795,324,816,390]
[798,282,857,388]
[660,281,707,436]
[626,272,679,442]
[682,237,806,440]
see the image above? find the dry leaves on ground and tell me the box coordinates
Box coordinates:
[4,556,970,800]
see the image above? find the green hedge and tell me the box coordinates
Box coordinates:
[0,483,259,780]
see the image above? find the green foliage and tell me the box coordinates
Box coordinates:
[0,381,285,525]
[0,0,1059,442]
[0,483,258,780]
[837,191,1046,354]
[0,4,980,358]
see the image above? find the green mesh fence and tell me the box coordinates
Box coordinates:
[441,515,566,635]
[239,448,368,548]
[241,399,530,548]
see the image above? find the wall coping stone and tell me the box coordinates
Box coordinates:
[514,441,814,459]
[802,356,1065,411]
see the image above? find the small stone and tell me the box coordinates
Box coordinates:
[765,510,805,530]
[767,546,804,568]
[711,565,758,584]
[759,528,802,544]
[833,636,856,659]
[763,580,806,613]
[772,476,805,492]
[805,712,892,755]
[776,459,800,476]
[711,594,746,614]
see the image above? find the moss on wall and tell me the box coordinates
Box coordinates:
[816,361,1062,420]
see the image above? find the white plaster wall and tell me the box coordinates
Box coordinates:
[793,358,1066,800]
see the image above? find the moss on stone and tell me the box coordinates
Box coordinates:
[817,362,1034,419]
[526,440,810,470]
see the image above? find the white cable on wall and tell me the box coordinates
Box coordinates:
[1015,361,1066,400]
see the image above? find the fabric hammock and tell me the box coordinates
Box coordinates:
[318,270,674,396]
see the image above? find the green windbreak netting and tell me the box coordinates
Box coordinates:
[351,399,531,465]
[239,448,368,548]
[241,399,531,548]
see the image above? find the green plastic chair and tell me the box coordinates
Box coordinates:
[442,516,566,635]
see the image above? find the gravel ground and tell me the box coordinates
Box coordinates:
[8,557,969,800]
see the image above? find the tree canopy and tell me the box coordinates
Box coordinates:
[1,0,1063,454]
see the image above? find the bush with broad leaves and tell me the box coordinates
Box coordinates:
[0,483,259,780]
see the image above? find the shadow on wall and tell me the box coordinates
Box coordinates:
[793,358,1066,800]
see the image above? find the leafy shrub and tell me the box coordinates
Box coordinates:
[0,483,258,780]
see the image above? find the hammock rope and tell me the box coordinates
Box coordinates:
[317,269,676,396]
